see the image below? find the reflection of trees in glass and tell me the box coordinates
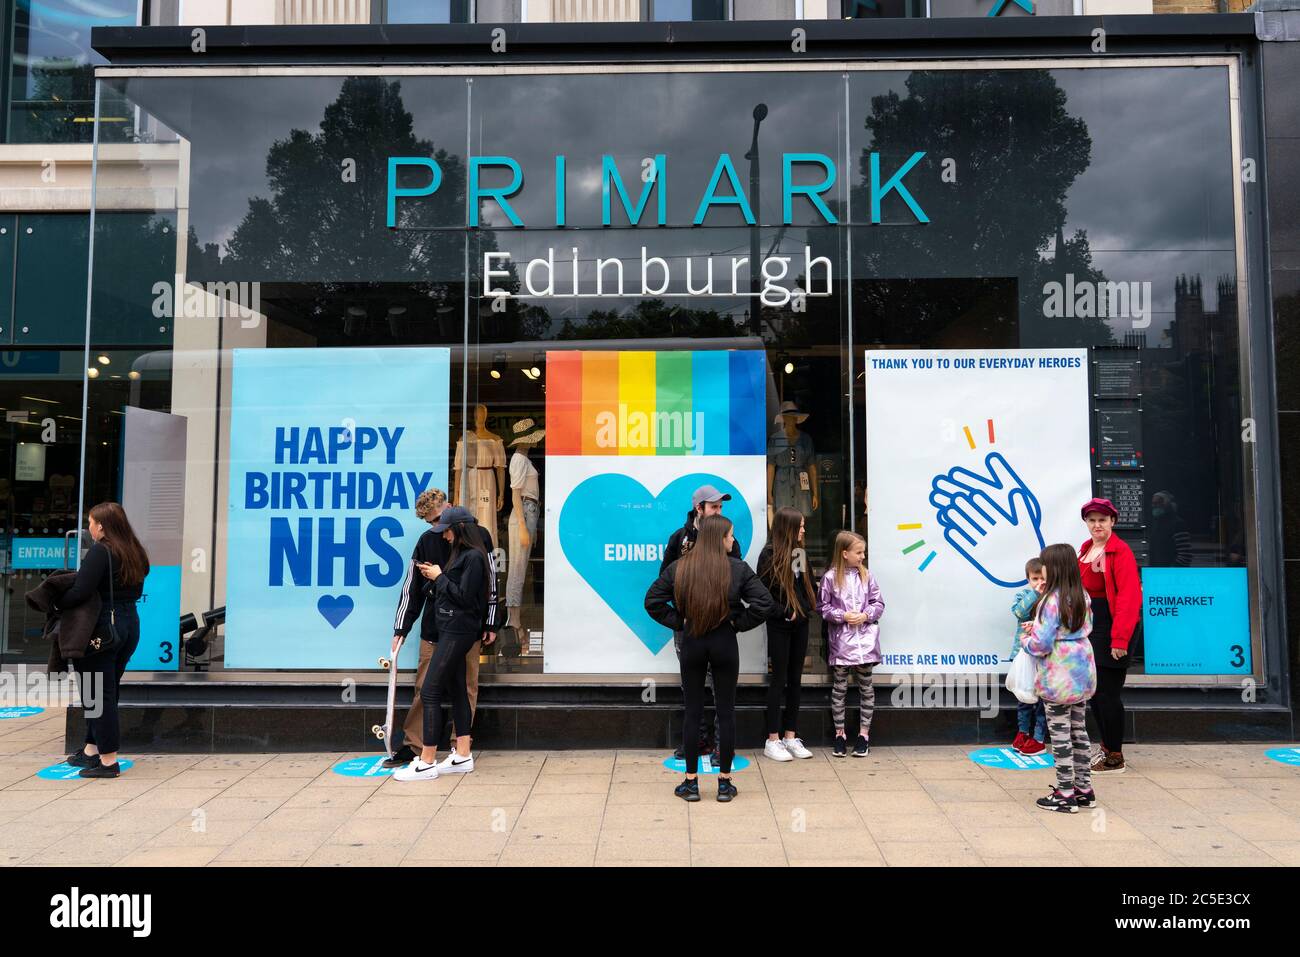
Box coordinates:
[854,71,1115,347]
[552,299,741,340]
[217,77,530,343]
[225,77,471,283]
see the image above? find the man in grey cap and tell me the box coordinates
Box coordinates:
[660,484,743,763]
[660,484,742,571]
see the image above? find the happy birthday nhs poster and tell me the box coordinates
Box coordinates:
[225,348,449,669]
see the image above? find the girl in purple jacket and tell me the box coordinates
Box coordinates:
[817,530,885,757]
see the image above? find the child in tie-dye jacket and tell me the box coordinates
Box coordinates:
[1022,544,1097,814]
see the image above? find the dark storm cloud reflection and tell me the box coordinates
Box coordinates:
[1054,67,1236,254]
[470,70,846,229]
[158,75,467,250]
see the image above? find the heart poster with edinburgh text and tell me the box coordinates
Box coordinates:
[543,350,770,674]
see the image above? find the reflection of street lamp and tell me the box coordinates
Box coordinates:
[744,103,768,337]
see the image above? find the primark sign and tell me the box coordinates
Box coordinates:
[386,151,929,306]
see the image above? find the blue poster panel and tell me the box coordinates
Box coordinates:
[225,348,449,668]
[1141,567,1251,675]
[125,565,182,671]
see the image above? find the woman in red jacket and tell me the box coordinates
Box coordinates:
[1078,497,1142,774]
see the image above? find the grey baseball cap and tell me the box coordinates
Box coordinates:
[692,485,731,509]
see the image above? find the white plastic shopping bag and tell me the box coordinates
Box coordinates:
[1005,649,1039,705]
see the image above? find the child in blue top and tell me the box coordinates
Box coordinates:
[1011,557,1048,755]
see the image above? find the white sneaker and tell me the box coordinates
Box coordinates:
[437,752,475,774]
[764,739,794,762]
[782,737,813,759]
[393,759,439,782]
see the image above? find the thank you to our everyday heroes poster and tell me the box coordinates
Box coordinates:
[225,348,449,669]
[865,349,1092,674]
[544,350,768,674]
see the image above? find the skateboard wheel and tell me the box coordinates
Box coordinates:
[372,725,384,738]
[379,657,391,669]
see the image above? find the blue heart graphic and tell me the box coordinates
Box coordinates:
[558,472,753,655]
[317,594,355,628]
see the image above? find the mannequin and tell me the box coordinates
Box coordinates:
[505,418,544,656]
[767,400,818,518]
[453,404,506,548]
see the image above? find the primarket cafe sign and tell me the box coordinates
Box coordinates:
[386,151,929,306]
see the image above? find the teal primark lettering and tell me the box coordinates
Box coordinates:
[386,151,929,227]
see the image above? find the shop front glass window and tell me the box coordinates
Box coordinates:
[84,61,1266,693]
[7,0,137,143]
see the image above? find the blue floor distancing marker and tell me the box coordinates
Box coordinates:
[37,758,135,780]
[0,707,44,719]
[662,754,751,775]
[333,755,396,777]
[968,746,1054,770]
[1264,747,1300,768]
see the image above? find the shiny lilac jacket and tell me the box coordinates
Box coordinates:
[817,568,884,667]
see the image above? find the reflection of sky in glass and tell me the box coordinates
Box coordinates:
[13,0,136,73]
[651,0,728,19]
[385,0,457,23]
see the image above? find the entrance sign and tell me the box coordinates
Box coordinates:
[544,350,767,674]
[225,347,449,669]
[864,349,1091,673]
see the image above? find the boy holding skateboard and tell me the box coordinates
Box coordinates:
[386,489,501,767]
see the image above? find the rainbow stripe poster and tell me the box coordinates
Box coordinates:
[545,350,765,457]
[544,349,769,674]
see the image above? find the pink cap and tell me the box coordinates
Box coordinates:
[1080,497,1119,520]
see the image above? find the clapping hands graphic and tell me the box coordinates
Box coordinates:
[928,452,1045,588]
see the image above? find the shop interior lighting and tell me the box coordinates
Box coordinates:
[490,354,506,379]
[96,355,111,365]
[86,367,99,379]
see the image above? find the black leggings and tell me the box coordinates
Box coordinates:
[1090,665,1128,753]
[765,615,808,736]
[421,630,477,749]
[680,629,739,775]
[73,603,140,756]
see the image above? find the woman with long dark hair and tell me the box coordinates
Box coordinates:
[60,502,150,778]
[1022,543,1096,813]
[394,506,491,782]
[1078,498,1142,774]
[645,515,775,802]
[757,506,817,761]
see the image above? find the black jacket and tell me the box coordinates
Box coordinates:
[644,557,776,639]
[27,572,103,670]
[756,544,816,620]
[660,518,742,573]
[393,525,500,640]
[59,541,145,607]
[429,546,491,638]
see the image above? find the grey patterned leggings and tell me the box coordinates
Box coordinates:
[831,664,875,736]
[1044,702,1092,794]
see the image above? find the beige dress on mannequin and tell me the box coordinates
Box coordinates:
[454,431,506,548]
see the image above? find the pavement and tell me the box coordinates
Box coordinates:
[1,709,1299,867]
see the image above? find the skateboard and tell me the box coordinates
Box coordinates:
[371,655,399,761]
